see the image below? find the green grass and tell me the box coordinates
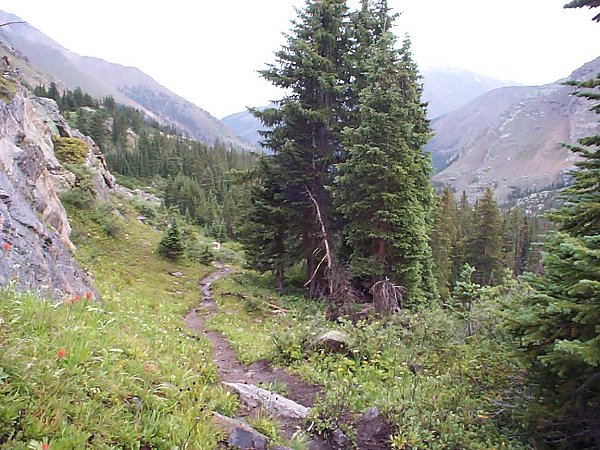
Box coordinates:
[0,196,531,448]
[0,201,237,449]
[206,275,282,364]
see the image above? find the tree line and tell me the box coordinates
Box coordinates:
[431,186,548,299]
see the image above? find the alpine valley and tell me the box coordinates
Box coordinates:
[0,3,599,450]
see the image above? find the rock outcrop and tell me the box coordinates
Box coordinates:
[0,81,114,300]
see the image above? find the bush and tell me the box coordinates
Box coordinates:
[0,77,17,103]
[59,165,95,210]
[53,137,89,165]
[187,242,214,265]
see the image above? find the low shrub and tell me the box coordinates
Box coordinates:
[53,136,89,165]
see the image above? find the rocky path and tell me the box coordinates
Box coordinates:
[184,265,328,448]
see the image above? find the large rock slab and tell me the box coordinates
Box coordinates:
[223,382,310,419]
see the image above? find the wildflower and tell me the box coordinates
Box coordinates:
[1,242,11,251]
[85,291,93,300]
[56,348,66,359]
[42,443,50,450]
[70,294,81,304]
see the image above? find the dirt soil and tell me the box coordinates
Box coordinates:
[184,265,395,449]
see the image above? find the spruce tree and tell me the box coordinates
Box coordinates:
[158,219,185,261]
[332,29,436,304]
[466,187,502,285]
[450,191,473,285]
[249,0,350,297]
[238,157,294,291]
[506,10,600,442]
[431,187,458,299]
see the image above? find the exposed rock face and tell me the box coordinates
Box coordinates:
[0,84,114,300]
[429,57,600,203]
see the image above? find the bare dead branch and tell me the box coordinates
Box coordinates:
[303,254,327,287]
[304,186,332,273]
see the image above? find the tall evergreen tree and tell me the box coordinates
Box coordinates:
[238,157,295,291]
[333,28,436,304]
[506,6,600,443]
[250,0,350,297]
[47,82,61,106]
[451,191,473,286]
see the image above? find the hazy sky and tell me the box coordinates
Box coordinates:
[2,1,599,118]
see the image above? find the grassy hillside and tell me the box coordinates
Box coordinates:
[0,199,237,449]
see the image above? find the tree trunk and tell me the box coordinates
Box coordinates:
[276,267,284,293]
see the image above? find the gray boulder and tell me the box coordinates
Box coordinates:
[211,412,269,450]
[315,331,350,353]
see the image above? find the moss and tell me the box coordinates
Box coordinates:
[53,136,89,165]
[0,77,17,103]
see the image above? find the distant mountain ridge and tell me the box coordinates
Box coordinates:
[0,10,252,150]
[421,68,520,119]
[429,57,600,202]
[222,68,518,148]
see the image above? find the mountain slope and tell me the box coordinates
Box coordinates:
[430,57,600,202]
[222,68,516,148]
[0,10,251,149]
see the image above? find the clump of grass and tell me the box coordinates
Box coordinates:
[248,411,279,442]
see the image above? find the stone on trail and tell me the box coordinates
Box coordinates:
[212,412,269,449]
[223,382,310,419]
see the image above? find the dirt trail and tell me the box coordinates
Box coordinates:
[183,265,323,440]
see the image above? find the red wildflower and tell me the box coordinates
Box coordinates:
[85,291,93,300]
[1,242,11,251]
[56,348,66,359]
[70,294,81,304]
[41,443,50,450]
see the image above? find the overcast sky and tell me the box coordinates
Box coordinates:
[2,0,599,118]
